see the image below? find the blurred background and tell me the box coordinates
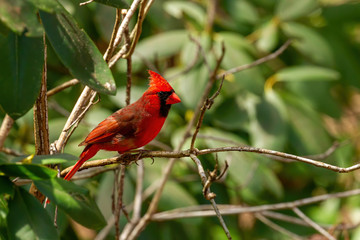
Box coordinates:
[2,0,360,239]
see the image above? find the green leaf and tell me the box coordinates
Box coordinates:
[7,187,59,240]
[39,6,116,95]
[164,1,206,26]
[0,176,14,196]
[173,65,209,109]
[32,154,77,165]
[11,154,77,165]
[0,32,43,120]
[276,66,340,82]
[260,165,284,199]
[225,1,259,25]
[0,163,57,179]
[282,22,335,66]
[256,19,279,52]
[212,96,249,131]
[220,40,264,95]
[246,91,287,150]
[34,178,106,230]
[159,181,197,210]
[276,0,319,21]
[133,30,188,64]
[217,32,257,56]
[282,92,332,154]
[0,0,43,37]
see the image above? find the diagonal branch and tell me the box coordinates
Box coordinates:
[293,207,336,240]
[217,39,292,79]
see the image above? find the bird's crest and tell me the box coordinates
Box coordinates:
[148,70,173,92]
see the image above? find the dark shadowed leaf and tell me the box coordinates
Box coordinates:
[246,91,287,150]
[0,163,57,179]
[39,6,116,95]
[34,178,106,230]
[93,0,128,8]
[282,22,335,66]
[0,32,43,120]
[7,187,59,240]
[0,176,13,196]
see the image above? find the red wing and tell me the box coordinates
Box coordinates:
[79,107,138,146]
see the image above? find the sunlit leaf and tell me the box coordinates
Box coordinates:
[39,5,116,95]
[276,66,340,82]
[256,19,279,52]
[276,0,318,21]
[34,178,106,230]
[133,30,188,65]
[282,22,335,66]
[0,163,57,179]
[164,1,206,26]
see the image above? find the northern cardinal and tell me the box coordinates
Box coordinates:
[64,70,181,180]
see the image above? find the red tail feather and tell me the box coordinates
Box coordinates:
[64,145,99,180]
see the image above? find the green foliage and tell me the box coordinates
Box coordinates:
[1,0,360,239]
[0,32,43,120]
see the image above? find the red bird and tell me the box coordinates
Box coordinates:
[64,70,181,180]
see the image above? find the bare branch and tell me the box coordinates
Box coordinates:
[60,145,360,176]
[104,9,122,62]
[293,207,336,240]
[113,0,142,51]
[47,79,79,97]
[0,115,14,150]
[189,35,211,72]
[190,154,232,239]
[79,0,94,6]
[255,213,305,240]
[151,188,360,220]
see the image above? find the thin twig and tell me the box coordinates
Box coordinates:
[217,39,293,79]
[190,75,225,150]
[104,9,122,62]
[190,154,232,239]
[189,35,211,72]
[133,160,144,221]
[293,207,336,240]
[255,213,305,240]
[151,188,360,220]
[114,165,126,240]
[1,147,22,156]
[47,79,79,97]
[79,0,94,6]
[113,0,142,49]
[0,115,14,150]
[167,37,201,81]
[305,141,340,160]
[261,211,359,231]
[31,32,49,203]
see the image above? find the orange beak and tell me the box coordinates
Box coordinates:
[166,92,181,105]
